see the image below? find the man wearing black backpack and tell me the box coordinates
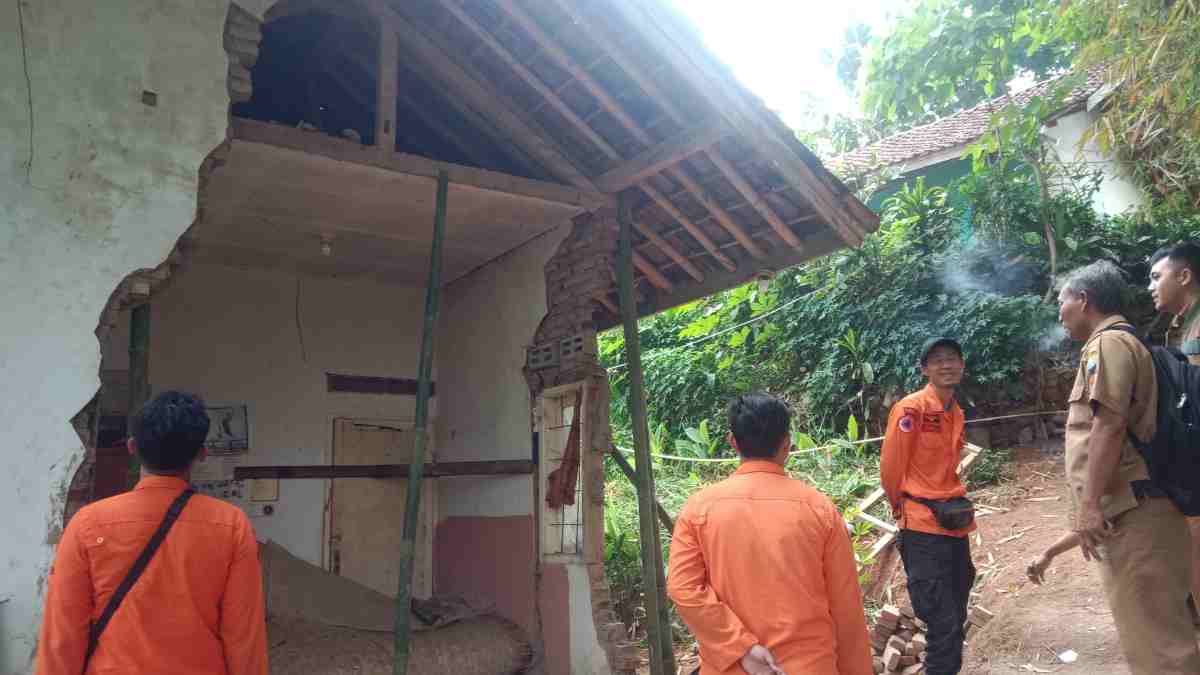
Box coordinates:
[1149,242,1200,622]
[1057,260,1200,675]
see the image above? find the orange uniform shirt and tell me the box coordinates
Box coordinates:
[880,385,975,537]
[667,461,873,675]
[36,476,268,675]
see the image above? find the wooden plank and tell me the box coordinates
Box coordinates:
[593,121,727,193]
[374,27,399,151]
[326,373,435,397]
[369,1,598,191]
[230,118,610,211]
[634,221,705,282]
[633,251,674,292]
[234,460,535,481]
[858,511,898,534]
[608,448,674,533]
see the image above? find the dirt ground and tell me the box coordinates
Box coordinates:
[954,445,1129,674]
[653,443,1150,675]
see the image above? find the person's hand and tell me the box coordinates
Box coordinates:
[1026,554,1050,585]
[740,644,786,675]
[1074,502,1111,562]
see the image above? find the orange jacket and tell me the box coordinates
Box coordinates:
[667,461,873,675]
[36,475,268,675]
[880,385,974,537]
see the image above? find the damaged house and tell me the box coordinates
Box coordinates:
[0,0,876,672]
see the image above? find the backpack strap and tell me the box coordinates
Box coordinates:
[83,488,194,671]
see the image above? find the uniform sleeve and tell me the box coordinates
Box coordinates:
[822,502,874,675]
[35,515,93,675]
[881,403,918,515]
[1088,336,1137,418]
[220,515,269,675]
[666,503,757,671]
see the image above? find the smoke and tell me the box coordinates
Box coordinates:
[1038,324,1069,351]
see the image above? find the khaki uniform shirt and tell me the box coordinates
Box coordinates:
[1065,315,1156,521]
[1166,300,1200,365]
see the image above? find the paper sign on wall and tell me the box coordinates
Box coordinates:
[205,405,250,454]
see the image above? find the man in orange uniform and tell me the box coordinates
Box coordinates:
[37,391,268,675]
[668,393,873,675]
[881,338,975,675]
[1148,242,1200,623]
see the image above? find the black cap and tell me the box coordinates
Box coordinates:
[919,337,963,365]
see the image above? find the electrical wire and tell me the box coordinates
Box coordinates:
[612,409,1066,464]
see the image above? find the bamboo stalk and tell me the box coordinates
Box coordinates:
[616,195,675,675]
[393,171,449,675]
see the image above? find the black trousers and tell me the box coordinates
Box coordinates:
[899,530,976,675]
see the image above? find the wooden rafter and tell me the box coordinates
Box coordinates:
[639,183,736,272]
[633,251,674,292]
[606,0,872,245]
[492,0,767,261]
[432,0,703,284]
[549,0,813,250]
[593,120,727,194]
[364,0,598,191]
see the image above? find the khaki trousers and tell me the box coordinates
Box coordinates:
[1099,496,1200,675]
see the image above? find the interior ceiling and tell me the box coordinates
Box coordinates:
[196,0,876,315]
[189,139,582,286]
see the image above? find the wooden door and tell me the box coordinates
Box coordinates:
[329,419,435,599]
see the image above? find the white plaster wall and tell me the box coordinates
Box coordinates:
[566,563,613,675]
[103,262,427,566]
[1043,109,1145,216]
[435,226,570,519]
[0,2,234,670]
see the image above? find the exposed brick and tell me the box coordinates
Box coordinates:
[900,655,917,667]
[886,636,906,654]
[882,646,902,671]
[872,656,885,673]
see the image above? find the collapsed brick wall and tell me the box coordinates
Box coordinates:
[524,208,639,674]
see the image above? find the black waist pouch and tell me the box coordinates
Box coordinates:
[910,495,975,530]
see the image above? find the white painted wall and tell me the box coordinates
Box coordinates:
[102,262,427,566]
[0,2,233,670]
[1043,108,1145,216]
[566,563,614,675]
[435,226,569,519]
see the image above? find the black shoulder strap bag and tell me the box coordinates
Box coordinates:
[82,488,195,672]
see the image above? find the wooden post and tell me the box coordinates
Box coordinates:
[375,26,399,151]
[393,170,448,675]
[126,302,151,483]
[617,195,675,675]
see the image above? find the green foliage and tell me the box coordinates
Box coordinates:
[1063,0,1200,213]
[861,0,1073,129]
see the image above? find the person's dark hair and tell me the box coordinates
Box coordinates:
[1059,260,1128,315]
[1150,242,1200,279]
[132,391,210,472]
[727,393,791,459]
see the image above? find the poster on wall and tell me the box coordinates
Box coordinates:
[205,405,250,454]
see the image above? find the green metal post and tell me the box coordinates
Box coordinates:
[393,170,449,675]
[127,302,151,484]
[616,195,675,675]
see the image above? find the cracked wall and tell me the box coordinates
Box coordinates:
[0,2,253,671]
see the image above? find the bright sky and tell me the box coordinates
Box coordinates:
[668,0,903,130]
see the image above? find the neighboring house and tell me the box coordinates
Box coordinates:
[0,2,875,673]
[836,69,1143,216]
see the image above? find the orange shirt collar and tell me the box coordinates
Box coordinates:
[922,383,960,412]
[1087,314,1128,341]
[733,459,787,476]
[134,474,190,491]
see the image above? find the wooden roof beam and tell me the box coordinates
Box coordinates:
[640,183,736,272]
[548,0,820,250]
[593,120,727,193]
[364,0,600,192]
[434,0,702,282]
[493,0,766,261]
[604,0,871,245]
[633,252,674,292]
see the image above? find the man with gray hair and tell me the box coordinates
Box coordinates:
[1056,260,1200,674]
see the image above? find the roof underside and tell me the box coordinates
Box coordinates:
[193,0,877,319]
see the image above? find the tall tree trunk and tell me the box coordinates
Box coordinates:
[1030,160,1059,303]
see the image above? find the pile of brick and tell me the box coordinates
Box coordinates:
[869,604,994,674]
